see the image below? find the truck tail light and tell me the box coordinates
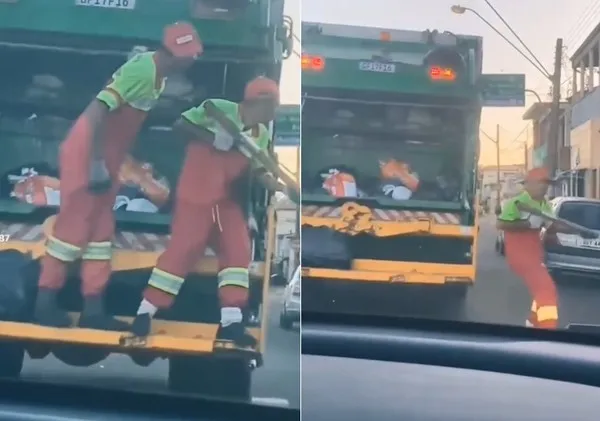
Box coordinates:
[302,54,325,71]
[429,66,457,81]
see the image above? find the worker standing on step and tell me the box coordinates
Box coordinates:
[34,22,202,331]
[131,77,280,346]
[497,167,561,329]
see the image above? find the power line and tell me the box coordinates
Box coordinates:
[483,0,550,77]
[565,0,600,53]
[466,8,550,79]
[564,0,598,46]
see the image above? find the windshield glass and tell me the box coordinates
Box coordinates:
[558,201,600,231]
[299,0,600,344]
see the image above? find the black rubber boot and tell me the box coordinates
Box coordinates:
[216,322,257,348]
[34,288,72,328]
[130,313,152,337]
[78,295,130,331]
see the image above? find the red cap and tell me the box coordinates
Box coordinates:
[525,167,553,183]
[244,76,280,102]
[163,22,203,58]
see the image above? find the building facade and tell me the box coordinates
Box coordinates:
[566,22,600,198]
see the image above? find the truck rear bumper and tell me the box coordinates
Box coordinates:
[0,316,261,357]
[302,262,474,317]
[302,260,475,284]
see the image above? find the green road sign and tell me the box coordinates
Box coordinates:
[480,74,525,107]
[275,105,300,146]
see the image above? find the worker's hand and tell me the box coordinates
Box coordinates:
[88,159,112,194]
[213,127,234,151]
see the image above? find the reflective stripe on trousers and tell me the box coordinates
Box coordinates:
[81,241,112,260]
[218,267,249,289]
[148,268,185,296]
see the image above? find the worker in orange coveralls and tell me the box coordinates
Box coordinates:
[131,77,280,346]
[497,167,570,329]
[34,22,202,331]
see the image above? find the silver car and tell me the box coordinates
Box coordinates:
[279,266,300,330]
[542,197,600,278]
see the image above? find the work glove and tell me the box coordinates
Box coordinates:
[527,214,544,230]
[88,159,112,194]
[213,126,235,151]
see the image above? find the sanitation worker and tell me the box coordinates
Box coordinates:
[131,76,280,346]
[497,167,563,329]
[34,22,203,330]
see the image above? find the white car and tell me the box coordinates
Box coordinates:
[279,266,300,330]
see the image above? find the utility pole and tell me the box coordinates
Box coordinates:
[546,38,563,178]
[495,124,501,215]
[524,128,529,170]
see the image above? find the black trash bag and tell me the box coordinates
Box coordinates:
[0,250,38,322]
[301,227,351,270]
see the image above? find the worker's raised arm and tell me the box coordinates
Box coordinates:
[496,198,531,231]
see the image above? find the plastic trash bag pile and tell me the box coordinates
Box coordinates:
[319,158,461,202]
[320,159,420,201]
[6,157,170,213]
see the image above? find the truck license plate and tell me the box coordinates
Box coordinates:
[578,238,600,249]
[75,0,136,10]
[358,61,396,73]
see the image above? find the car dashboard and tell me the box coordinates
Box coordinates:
[302,314,600,421]
[0,378,299,421]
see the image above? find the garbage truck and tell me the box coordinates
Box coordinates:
[0,0,294,401]
[300,22,482,316]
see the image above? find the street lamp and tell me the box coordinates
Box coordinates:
[450,5,466,14]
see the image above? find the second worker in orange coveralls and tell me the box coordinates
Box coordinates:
[131,77,281,346]
[497,167,575,329]
[34,22,202,331]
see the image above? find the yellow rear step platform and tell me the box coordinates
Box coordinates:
[0,316,260,356]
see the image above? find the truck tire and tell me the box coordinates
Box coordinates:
[0,342,24,378]
[168,356,252,401]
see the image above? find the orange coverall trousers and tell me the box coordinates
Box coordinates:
[38,107,146,297]
[143,142,251,311]
[504,230,559,329]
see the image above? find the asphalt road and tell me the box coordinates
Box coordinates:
[21,287,300,408]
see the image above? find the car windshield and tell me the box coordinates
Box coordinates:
[557,201,600,231]
[0,0,300,411]
[299,0,600,352]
